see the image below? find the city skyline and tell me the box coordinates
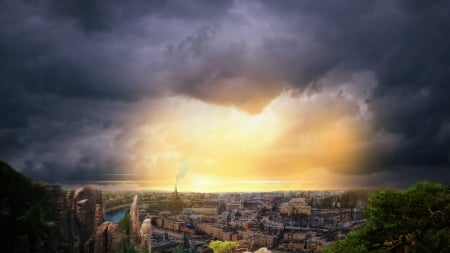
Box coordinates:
[1,1,449,192]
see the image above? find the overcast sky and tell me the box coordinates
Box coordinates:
[1,0,449,191]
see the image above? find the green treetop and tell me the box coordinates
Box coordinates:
[209,240,238,253]
[324,181,449,253]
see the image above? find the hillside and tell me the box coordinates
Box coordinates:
[0,161,115,253]
[0,161,52,251]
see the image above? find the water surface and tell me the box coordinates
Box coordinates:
[105,210,127,222]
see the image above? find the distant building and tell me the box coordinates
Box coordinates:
[280,198,311,216]
[183,207,218,215]
[226,200,243,211]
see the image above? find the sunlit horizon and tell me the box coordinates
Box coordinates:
[66,89,375,192]
[61,179,379,193]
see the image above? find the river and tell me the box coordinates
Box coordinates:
[105,210,127,222]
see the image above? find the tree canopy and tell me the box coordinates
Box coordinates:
[324,181,449,253]
[209,240,238,253]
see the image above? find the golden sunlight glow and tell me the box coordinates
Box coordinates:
[122,91,369,192]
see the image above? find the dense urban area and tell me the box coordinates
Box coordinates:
[1,162,448,253]
[104,187,371,253]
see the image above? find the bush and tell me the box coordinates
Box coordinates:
[209,240,238,253]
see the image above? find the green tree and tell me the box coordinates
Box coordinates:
[24,204,45,250]
[324,181,449,253]
[119,213,131,235]
[209,240,238,253]
[119,214,141,253]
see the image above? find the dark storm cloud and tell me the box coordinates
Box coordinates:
[46,0,231,32]
[363,1,450,177]
[255,0,450,181]
[0,0,449,185]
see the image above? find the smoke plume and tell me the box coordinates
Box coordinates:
[176,159,192,183]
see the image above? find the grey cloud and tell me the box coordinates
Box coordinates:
[256,0,450,176]
[0,0,449,185]
[45,0,232,32]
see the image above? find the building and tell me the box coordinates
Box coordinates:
[183,207,219,215]
[280,198,311,216]
[226,200,243,211]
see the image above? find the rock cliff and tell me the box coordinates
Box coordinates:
[89,222,124,253]
[63,186,105,252]
[140,218,152,249]
[59,187,129,253]
[0,161,125,253]
[43,185,107,253]
[129,195,141,240]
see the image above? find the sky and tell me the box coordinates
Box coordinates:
[1,0,449,192]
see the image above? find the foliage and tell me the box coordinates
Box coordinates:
[119,213,131,235]
[324,225,386,253]
[119,213,141,253]
[324,181,450,253]
[25,204,45,232]
[209,240,238,253]
[0,161,51,251]
[0,161,32,214]
[122,244,140,253]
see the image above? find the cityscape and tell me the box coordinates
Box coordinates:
[1,0,449,252]
[103,187,371,253]
[1,162,447,253]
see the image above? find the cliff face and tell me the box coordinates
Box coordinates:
[140,218,152,248]
[64,187,124,253]
[90,222,124,253]
[129,195,141,240]
[62,186,106,252]
[34,185,106,252]
[0,161,124,253]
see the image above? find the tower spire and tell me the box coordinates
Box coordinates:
[175,183,178,199]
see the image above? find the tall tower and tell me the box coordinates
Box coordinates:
[180,233,190,248]
[174,183,178,199]
[171,233,195,253]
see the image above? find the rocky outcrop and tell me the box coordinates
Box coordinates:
[43,185,67,252]
[0,162,122,253]
[50,185,127,253]
[140,218,152,249]
[89,222,124,253]
[60,186,105,253]
[129,195,141,240]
